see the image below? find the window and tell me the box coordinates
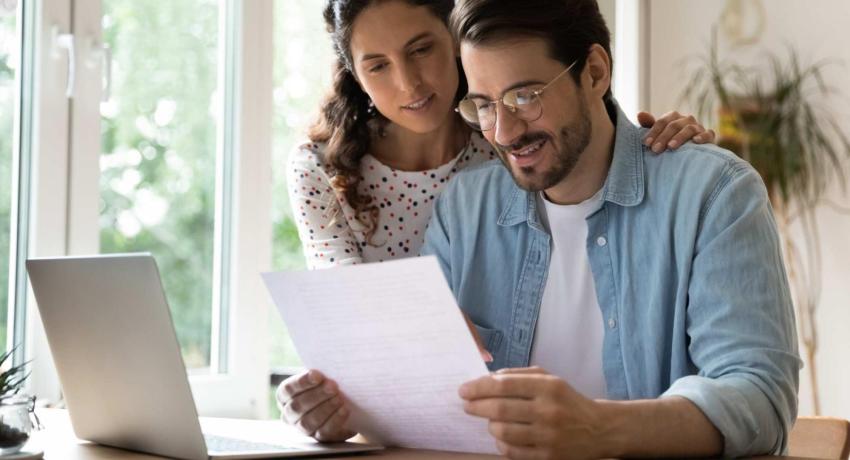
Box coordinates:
[0,2,19,351]
[99,0,221,370]
[269,0,334,371]
[23,0,273,417]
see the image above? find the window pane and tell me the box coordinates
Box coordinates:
[269,0,334,370]
[0,5,20,350]
[99,0,220,369]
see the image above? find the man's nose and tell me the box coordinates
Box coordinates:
[493,103,527,148]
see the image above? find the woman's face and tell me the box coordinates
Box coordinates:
[349,1,459,134]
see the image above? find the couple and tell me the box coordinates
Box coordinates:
[280,0,800,458]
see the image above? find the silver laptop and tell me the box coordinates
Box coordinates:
[26,253,382,460]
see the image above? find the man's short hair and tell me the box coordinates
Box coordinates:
[450,0,613,101]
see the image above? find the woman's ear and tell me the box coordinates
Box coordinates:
[584,44,611,99]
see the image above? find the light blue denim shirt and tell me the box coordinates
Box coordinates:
[421,102,800,458]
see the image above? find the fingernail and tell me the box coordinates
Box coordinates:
[324,383,336,395]
[458,383,470,399]
[644,137,653,146]
[339,407,348,417]
[307,371,318,385]
[668,140,679,148]
[484,351,494,363]
[653,142,664,152]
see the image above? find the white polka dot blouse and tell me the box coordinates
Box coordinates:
[286,132,497,269]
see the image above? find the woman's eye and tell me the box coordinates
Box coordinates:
[411,44,432,56]
[369,63,387,73]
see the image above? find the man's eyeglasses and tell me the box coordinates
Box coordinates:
[456,60,578,132]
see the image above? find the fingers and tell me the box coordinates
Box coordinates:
[641,110,681,149]
[282,378,355,442]
[663,122,704,150]
[276,370,325,406]
[459,374,551,400]
[463,397,536,423]
[301,398,358,443]
[695,128,716,144]
[636,111,656,128]
[294,395,341,434]
[495,440,545,460]
[495,366,548,375]
[314,405,357,442]
[489,421,552,446]
[644,112,715,153]
[651,115,695,152]
[282,380,339,425]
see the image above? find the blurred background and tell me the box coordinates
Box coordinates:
[0,0,846,422]
[639,0,850,423]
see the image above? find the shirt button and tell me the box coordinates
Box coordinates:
[608,317,617,329]
[596,236,607,247]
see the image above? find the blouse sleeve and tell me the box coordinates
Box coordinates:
[286,143,363,269]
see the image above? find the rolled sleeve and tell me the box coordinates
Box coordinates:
[663,372,791,457]
[671,163,801,457]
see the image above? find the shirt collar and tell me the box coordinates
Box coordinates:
[497,99,646,228]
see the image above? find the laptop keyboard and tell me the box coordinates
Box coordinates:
[205,434,298,453]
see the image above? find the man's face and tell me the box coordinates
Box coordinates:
[460,38,591,192]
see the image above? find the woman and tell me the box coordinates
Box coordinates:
[280,0,715,441]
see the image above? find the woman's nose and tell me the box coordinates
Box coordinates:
[395,62,422,94]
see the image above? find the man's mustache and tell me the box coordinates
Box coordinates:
[496,132,550,154]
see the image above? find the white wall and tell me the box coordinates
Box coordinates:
[645,0,850,421]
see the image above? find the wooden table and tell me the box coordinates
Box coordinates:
[24,409,822,459]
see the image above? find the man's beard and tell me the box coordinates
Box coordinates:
[495,95,592,192]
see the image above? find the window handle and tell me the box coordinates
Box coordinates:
[51,26,75,99]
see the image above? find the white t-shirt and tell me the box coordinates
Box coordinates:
[529,189,607,399]
[286,132,496,268]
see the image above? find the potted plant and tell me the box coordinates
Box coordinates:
[0,348,36,455]
[681,32,850,415]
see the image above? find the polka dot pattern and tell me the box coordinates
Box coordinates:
[286,132,497,269]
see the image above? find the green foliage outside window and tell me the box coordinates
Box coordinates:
[99,0,335,372]
[269,0,334,370]
[99,0,219,369]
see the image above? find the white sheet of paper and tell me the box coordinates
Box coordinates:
[262,256,498,454]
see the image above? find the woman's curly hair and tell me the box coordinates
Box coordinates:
[308,0,457,243]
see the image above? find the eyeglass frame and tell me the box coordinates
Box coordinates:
[455,60,579,132]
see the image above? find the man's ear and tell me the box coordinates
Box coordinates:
[584,44,611,99]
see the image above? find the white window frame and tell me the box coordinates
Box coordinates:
[26,0,274,418]
[611,0,649,119]
[8,0,37,367]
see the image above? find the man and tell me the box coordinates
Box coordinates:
[420,0,800,458]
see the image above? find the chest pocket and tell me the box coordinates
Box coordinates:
[472,323,504,356]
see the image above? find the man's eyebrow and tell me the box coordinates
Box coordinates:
[360,32,434,62]
[465,79,545,99]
